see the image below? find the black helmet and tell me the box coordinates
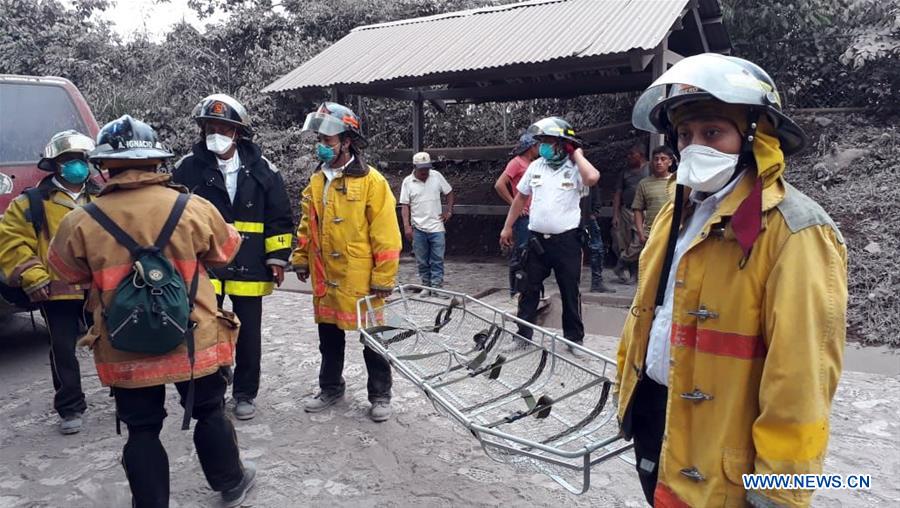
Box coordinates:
[192,94,253,137]
[526,117,582,147]
[302,102,367,148]
[632,53,806,154]
[90,115,174,161]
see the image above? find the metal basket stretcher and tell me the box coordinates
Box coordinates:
[357,284,633,494]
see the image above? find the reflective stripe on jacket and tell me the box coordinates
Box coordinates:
[48,170,242,388]
[173,140,293,297]
[291,161,401,330]
[616,176,847,507]
[0,176,99,300]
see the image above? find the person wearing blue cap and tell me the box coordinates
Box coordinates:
[494,132,540,298]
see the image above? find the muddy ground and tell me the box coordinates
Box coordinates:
[0,260,898,507]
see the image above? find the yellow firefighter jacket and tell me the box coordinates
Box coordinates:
[0,176,99,300]
[616,174,847,507]
[291,161,401,330]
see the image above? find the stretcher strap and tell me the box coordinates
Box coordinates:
[539,379,611,445]
[460,350,548,413]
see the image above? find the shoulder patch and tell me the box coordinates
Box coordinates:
[776,181,844,244]
[261,156,279,173]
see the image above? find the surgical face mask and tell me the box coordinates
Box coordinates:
[316,142,338,163]
[59,159,90,184]
[675,144,740,193]
[205,133,234,156]
[539,143,566,166]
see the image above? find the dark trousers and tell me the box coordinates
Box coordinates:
[218,295,263,401]
[516,229,584,342]
[508,215,530,295]
[41,299,87,417]
[631,377,668,506]
[114,372,244,508]
[585,218,607,286]
[317,323,392,403]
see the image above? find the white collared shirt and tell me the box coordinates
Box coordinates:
[516,158,586,234]
[322,156,356,204]
[399,169,453,233]
[217,152,241,204]
[51,177,85,203]
[645,171,747,386]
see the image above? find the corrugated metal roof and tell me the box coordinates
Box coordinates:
[264,0,695,93]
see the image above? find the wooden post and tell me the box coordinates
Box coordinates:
[330,87,345,104]
[649,39,669,153]
[412,98,425,153]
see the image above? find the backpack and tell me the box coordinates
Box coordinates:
[84,193,201,430]
[0,188,48,310]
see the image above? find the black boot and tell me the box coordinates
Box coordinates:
[590,279,616,293]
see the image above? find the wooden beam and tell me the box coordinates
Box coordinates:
[650,40,668,152]
[664,49,684,67]
[427,98,447,114]
[344,86,420,101]
[421,72,654,103]
[691,7,710,52]
[630,53,654,72]
[384,121,634,162]
[412,99,425,153]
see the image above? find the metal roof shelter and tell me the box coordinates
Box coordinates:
[264,0,730,155]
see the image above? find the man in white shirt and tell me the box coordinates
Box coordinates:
[500,117,600,355]
[399,152,455,291]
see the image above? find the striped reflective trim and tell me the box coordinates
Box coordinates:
[373,250,400,263]
[315,302,384,328]
[233,221,264,233]
[671,323,766,360]
[210,278,223,295]
[224,280,274,296]
[47,249,90,284]
[96,341,234,386]
[654,482,690,508]
[265,233,292,253]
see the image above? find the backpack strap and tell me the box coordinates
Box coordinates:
[155,193,190,251]
[181,264,201,431]
[83,203,143,258]
[23,188,46,237]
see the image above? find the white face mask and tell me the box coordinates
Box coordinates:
[205,133,234,156]
[675,144,740,193]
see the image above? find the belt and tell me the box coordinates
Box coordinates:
[534,228,578,240]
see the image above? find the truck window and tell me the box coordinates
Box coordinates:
[0,83,88,165]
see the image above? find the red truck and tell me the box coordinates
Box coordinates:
[0,75,100,315]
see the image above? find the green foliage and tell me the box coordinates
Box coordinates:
[722,0,900,109]
[840,0,900,107]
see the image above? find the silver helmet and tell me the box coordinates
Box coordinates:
[632,53,806,154]
[37,130,95,172]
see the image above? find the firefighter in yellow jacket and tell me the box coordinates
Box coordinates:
[291,102,401,422]
[618,54,847,507]
[0,130,99,434]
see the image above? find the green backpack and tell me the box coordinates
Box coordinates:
[85,193,202,430]
[84,193,198,355]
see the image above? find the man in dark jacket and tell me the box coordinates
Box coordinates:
[172,94,293,421]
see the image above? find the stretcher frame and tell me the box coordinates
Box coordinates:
[357,284,633,494]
